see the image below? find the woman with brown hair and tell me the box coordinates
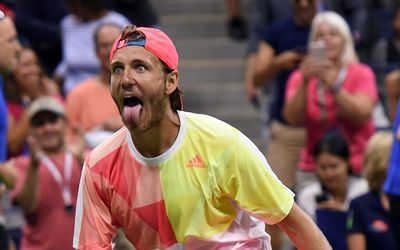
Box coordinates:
[5,46,61,158]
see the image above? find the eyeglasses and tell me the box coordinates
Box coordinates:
[31,112,61,128]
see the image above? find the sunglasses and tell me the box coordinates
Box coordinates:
[31,112,61,128]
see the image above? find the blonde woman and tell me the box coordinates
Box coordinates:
[347,131,396,249]
[283,11,378,191]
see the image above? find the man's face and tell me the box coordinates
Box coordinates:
[110,45,170,131]
[0,17,21,72]
[95,25,121,71]
[30,111,66,153]
[293,0,318,26]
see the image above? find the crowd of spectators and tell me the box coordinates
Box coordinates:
[244,0,400,249]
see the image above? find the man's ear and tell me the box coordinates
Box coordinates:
[165,71,179,95]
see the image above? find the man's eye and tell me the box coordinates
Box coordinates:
[112,66,123,74]
[136,65,146,72]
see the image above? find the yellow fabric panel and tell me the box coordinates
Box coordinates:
[159,113,294,242]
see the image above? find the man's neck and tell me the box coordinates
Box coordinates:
[131,111,180,158]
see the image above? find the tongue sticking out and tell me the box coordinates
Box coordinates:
[123,104,142,126]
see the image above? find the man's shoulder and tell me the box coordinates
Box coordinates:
[184,111,238,134]
[184,111,234,129]
[85,127,128,168]
[182,111,243,149]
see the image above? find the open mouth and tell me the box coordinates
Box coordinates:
[122,96,143,126]
[123,96,143,107]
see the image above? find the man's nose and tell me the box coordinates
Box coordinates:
[121,74,136,91]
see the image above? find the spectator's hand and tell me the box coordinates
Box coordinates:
[299,55,321,83]
[52,74,64,94]
[319,60,340,89]
[245,78,260,101]
[317,198,345,211]
[276,51,304,70]
[27,135,44,169]
[41,76,60,96]
[68,125,86,164]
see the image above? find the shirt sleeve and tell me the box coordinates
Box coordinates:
[217,131,295,225]
[345,64,378,103]
[73,163,116,250]
[346,199,364,234]
[9,157,29,202]
[260,21,281,48]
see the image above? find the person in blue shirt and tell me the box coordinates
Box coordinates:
[0,11,22,250]
[0,13,22,163]
[384,99,400,249]
[347,131,397,250]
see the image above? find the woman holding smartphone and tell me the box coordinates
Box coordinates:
[283,11,378,192]
[297,131,368,220]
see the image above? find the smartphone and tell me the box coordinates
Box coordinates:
[309,41,326,60]
[315,192,330,204]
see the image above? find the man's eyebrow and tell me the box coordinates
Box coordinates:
[110,61,118,66]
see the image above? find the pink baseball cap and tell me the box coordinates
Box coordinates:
[109,27,179,70]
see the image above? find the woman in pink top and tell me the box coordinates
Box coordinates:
[283,11,378,191]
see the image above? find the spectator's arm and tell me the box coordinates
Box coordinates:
[283,76,307,126]
[253,42,303,87]
[385,69,400,123]
[321,64,377,124]
[333,91,375,124]
[16,155,40,214]
[253,42,277,86]
[283,56,320,126]
[347,233,366,250]
[0,160,18,190]
[244,54,261,101]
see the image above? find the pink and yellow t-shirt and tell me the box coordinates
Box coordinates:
[285,63,378,173]
[73,111,294,250]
